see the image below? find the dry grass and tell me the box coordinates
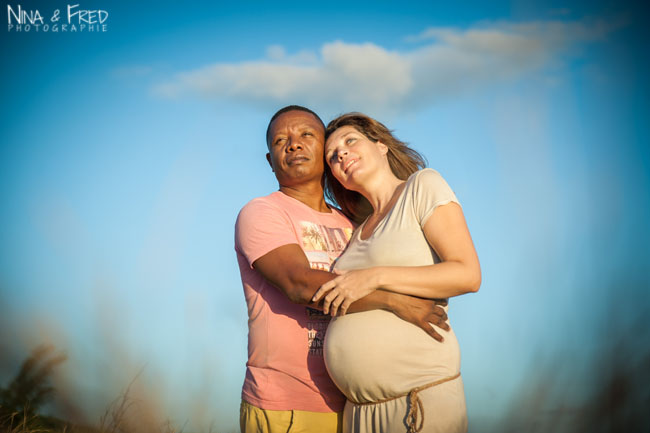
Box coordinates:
[3,334,647,433]
[0,349,218,433]
[2,276,647,433]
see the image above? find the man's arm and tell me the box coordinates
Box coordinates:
[253,243,449,341]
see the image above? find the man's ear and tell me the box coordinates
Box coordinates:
[266,153,274,171]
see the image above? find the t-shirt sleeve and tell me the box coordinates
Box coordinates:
[235,198,299,267]
[412,168,460,227]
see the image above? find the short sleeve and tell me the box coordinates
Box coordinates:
[235,198,299,267]
[411,168,460,227]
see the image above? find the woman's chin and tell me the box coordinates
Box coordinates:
[341,175,366,193]
[334,165,369,192]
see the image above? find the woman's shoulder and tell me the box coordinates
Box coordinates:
[404,167,459,210]
[406,168,447,188]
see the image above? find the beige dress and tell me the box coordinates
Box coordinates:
[324,169,468,433]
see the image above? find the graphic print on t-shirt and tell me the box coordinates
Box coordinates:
[307,315,328,356]
[299,221,353,355]
[299,221,353,271]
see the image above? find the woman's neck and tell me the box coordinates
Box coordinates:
[357,169,405,216]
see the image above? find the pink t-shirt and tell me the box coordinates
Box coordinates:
[234,191,354,412]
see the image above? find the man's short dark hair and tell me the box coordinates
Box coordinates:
[266,105,325,147]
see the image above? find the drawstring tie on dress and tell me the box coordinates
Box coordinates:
[351,372,461,433]
[404,372,460,432]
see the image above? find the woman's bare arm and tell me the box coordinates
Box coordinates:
[312,202,481,316]
[253,243,450,340]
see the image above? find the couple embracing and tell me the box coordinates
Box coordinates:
[235,105,481,433]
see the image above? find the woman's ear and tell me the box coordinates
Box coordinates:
[376,141,389,156]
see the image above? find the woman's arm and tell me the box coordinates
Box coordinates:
[253,243,450,340]
[312,202,481,316]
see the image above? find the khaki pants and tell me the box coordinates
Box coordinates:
[240,400,342,433]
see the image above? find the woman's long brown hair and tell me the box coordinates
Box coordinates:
[324,112,426,223]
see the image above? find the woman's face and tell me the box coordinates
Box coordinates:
[325,125,388,190]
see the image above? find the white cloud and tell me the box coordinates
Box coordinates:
[265,44,318,64]
[152,18,622,115]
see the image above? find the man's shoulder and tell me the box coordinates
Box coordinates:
[234,192,298,256]
[235,192,293,239]
[238,191,285,216]
[237,191,352,228]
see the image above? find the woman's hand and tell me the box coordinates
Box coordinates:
[312,268,381,316]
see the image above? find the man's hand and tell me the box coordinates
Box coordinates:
[390,294,450,342]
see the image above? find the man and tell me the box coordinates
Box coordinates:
[234,105,448,433]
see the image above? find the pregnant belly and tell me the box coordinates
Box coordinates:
[324,309,460,403]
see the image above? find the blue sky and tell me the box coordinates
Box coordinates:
[1,0,648,431]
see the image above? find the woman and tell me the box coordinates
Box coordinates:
[311,113,481,433]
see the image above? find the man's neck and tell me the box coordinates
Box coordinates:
[279,183,331,213]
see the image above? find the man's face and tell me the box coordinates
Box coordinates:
[266,111,326,187]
